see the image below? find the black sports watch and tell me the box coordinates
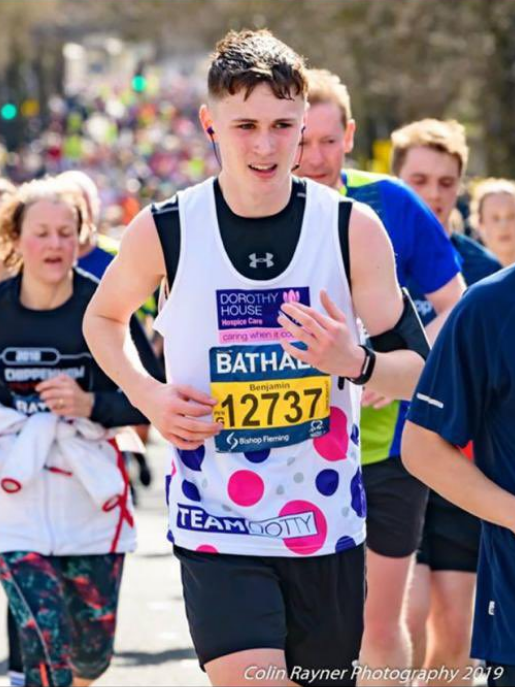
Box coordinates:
[346,345,377,386]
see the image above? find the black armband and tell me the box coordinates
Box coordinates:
[369,288,430,360]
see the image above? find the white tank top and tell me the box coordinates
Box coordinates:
[154,177,365,557]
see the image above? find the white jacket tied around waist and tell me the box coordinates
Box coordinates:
[0,407,136,555]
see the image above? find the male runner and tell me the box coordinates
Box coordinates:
[84,31,428,687]
[403,264,515,687]
[391,119,502,685]
[296,69,464,685]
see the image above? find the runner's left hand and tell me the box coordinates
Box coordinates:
[278,289,365,378]
[36,374,95,418]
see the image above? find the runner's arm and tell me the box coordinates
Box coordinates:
[86,315,165,428]
[83,207,165,402]
[402,422,515,533]
[403,289,514,528]
[349,203,425,399]
[83,208,221,448]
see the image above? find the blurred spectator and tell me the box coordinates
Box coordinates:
[58,170,118,275]
[470,178,515,267]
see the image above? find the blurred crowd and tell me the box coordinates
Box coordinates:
[2,74,515,268]
[0,74,218,237]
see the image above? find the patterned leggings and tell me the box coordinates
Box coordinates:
[0,552,124,687]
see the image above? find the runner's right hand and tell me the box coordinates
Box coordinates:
[138,382,221,450]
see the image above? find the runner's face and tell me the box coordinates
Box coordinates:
[479,193,515,265]
[296,102,353,189]
[17,200,79,284]
[398,147,461,230]
[206,84,306,193]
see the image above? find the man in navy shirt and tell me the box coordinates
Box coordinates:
[403,265,515,686]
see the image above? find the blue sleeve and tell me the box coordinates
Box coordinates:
[380,181,461,294]
[407,291,495,447]
[78,250,114,280]
[452,234,502,285]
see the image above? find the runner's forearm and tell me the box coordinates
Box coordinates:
[403,422,515,532]
[84,313,161,409]
[365,349,424,400]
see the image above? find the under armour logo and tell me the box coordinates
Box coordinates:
[249,253,274,269]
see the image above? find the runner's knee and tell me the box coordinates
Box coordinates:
[430,609,472,658]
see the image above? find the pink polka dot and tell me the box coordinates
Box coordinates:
[314,406,348,461]
[171,460,177,480]
[279,500,327,555]
[196,545,219,554]
[228,470,265,507]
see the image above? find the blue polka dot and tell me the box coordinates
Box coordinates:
[167,529,175,543]
[351,424,360,446]
[350,469,367,518]
[316,469,339,496]
[335,536,355,553]
[165,475,171,506]
[244,449,271,464]
[182,480,201,502]
[178,446,205,471]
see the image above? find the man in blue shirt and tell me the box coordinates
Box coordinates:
[403,265,515,687]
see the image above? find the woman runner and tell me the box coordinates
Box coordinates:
[0,177,156,687]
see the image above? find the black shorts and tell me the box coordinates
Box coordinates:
[486,662,515,687]
[175,544,365,687]
[363,458,428,558]
[417,490,480,572]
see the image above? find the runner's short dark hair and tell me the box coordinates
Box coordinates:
[208,29,307,101]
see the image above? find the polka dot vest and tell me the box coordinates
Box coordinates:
[154,178,366,557]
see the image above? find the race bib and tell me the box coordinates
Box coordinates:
[210,343,331,453]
